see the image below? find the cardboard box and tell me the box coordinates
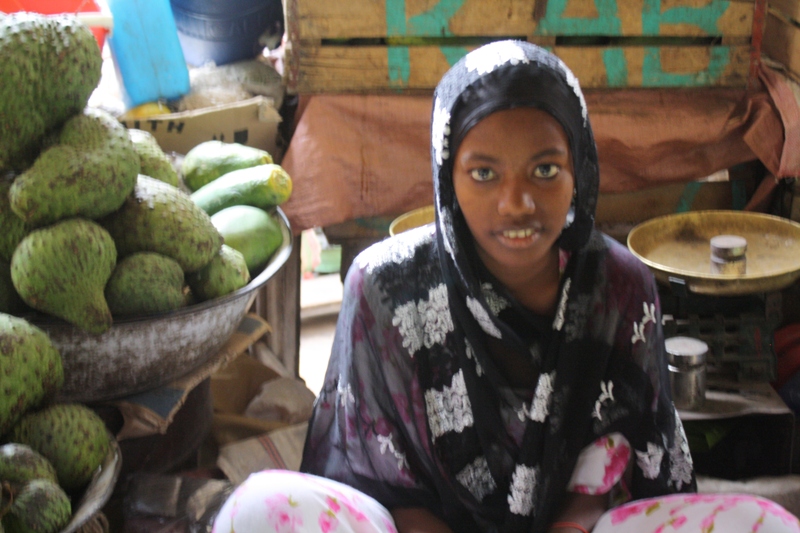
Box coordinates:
[119,95,283,157]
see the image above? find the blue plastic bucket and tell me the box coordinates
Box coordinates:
[169,0,283,66]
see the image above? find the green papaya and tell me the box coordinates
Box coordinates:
[182,141,272,192]
[190,164,292,215]
[210,206,283,275]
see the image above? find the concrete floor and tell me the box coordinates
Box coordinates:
[299,274,341,395]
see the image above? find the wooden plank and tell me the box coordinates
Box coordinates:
[289,43,752,93]
[770,0,800,22]
[289,0,754,39]
[763,11,800,78]
[253,234,302,377]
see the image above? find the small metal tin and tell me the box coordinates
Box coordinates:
[666,336,708,410]
[710,235,747,275]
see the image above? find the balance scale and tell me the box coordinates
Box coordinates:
[628,210,800,382]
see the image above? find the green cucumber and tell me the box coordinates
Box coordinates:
[191,164,292,215]
[210,205,283,274]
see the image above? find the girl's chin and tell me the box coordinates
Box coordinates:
[479,244,556,273]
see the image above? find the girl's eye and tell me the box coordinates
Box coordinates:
[533,164,559,179]
[469,168,496,182]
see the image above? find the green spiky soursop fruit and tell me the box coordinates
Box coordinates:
[128,129,180,188]
[0,179,30,263]
[11,219,116,334]
[105,252,186,316]
[0,444,57,485]
[8,403,111,494]
[100,175,223,273]
[0,314,63,436]
[2,479,71,533]
[186,244,251,302]
[0,13,102,171]
[9,108,139,227]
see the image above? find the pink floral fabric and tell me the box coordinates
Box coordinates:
[213,470,800,533]
[594,493,800,533]
[212,470,397,533]
[568,432,631,495]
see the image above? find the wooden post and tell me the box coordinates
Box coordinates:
[253,233,302,377]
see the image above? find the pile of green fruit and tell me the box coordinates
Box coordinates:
[0,12,292,335]
[0,313,113,533]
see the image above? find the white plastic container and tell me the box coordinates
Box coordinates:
[105,0,190,107]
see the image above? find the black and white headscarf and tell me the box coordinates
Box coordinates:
[423,41,691,531]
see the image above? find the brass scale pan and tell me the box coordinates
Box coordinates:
[627,210,800,296]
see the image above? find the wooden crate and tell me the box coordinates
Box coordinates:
[763,0,800,82]
[284,0,762,94]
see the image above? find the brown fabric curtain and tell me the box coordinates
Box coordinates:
[281,66,799,233]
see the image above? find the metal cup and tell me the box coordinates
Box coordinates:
[666,336,708,410]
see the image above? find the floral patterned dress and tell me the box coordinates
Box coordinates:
[300,225,695,531]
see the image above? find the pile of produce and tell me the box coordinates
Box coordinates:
[0,12,293,335]
[0,10,295,532]
[0,313,113,533]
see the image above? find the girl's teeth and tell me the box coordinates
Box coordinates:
[503,229,532,239]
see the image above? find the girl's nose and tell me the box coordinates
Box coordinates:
[497,179,536,216]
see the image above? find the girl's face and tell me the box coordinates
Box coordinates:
[452,107,575,277]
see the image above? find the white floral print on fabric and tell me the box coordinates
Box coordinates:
[668,410,694,490]
[517,371,556,423]
[631,301,657,345]
[420,284,454,348]
[481,282,510,316]
[560,65,588,123]
[456,456,497,501]
[553,278,571,331]
[431,98,451,165]
[466,296,502,338]
[464,338,483,376]
[377,433,410,471]
[592,381,614,421]
[636,442,664,480]
[356,225,433,274]
[465,40,529,75]
[567,433,631,495]
[337,378,356,407]
[392,300,422,355]
[424,369,474,439]
[392,283,454,357]
[508,464,539,516]
[440,205,458,262]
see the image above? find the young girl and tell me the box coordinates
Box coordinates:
[212,41,800,533]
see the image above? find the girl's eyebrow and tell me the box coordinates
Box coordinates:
[459,147,568,164]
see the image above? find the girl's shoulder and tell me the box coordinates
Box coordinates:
[347,224,443,302]
[597,232,657,283]
[581,231,659,305]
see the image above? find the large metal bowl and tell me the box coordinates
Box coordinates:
[26,208,292,403]
[627,210,800,296]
